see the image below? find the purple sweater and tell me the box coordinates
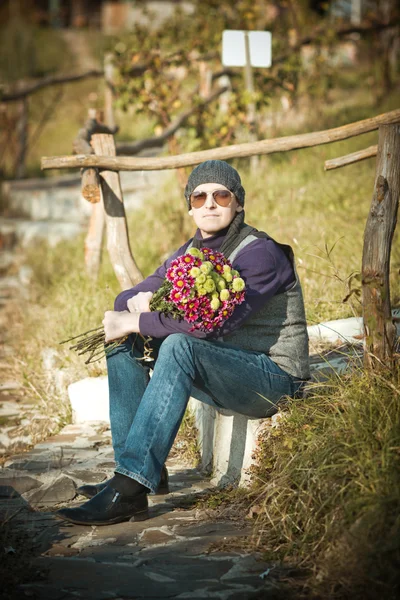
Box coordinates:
[114,227,295,340]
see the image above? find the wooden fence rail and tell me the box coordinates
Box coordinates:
[324,145,378,171]
[41,109,400,172]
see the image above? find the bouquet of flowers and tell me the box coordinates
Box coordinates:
[149,247,246,333]
[61,248,246,363]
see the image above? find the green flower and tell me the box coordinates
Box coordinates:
[204,279,216,293]
[210,298,220,310]
[188,248,202,258]
[189,267,201,277]
[223,273,233,282]
[232,269,239,277]
[196,273,206,284]
[232,277,245,292]
[200,261,213,275]
[220,289,230,301]
[217,278,227,291]
[223,264,231,273]
[197,286,207,296]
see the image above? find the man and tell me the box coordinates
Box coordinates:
[57,160,310,526]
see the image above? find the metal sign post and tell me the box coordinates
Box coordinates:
[243,32,256,133]
[222,30,272,172]
[243,32,258,170]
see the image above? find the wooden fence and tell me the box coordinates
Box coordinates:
[41,110,400,372]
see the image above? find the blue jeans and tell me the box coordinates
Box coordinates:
[106,333,303,493]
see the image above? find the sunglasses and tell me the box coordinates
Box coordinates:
[190,189,234,209]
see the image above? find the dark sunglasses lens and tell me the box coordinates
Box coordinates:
[190,190,232,208]
[190,192,207,208]
[213,190,232,206]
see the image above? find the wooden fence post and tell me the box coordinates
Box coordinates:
[14,98,28,179]
[91,133,143,289]
[104,53,116,131]
[362,124,400,370]
[84,199,105,278]
[81,108,103,279]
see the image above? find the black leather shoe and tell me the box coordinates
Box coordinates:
[77,465,170,499]
[56,485,149,526]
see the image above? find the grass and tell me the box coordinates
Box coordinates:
[241,367,400,599]
[171,409,202,466]
[193,366,400,599]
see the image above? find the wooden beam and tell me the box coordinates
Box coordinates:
[42,108,400,172]
[84,198,105,278]
[81,168,101,203]
[91,134,143,289]
[104,53,116,131]
[324,145,378,170]
[362,124,400,371]
[14,98,28,179]
[75,111,117,203]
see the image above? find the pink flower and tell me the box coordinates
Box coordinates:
[181,254,195,265]
[153,249,246,333]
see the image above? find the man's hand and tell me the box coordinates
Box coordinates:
[127,291,153,314]
[103,310,140,343]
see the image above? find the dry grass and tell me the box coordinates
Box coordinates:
[245,367,400,599]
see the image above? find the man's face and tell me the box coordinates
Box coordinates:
[188,182,243,238]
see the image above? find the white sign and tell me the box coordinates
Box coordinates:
[222,30,272,68]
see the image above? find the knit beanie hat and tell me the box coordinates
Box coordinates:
[184,160,245,209]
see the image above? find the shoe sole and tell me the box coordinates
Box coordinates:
[79,484,170,500]
[56,508,150,526]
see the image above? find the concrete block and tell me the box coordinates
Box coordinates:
[0,218,85,247]
[1,170,171,225]
[210,412,264,488]
[307,309,400,344]
[188,393,216,472]
[68,377,109,424]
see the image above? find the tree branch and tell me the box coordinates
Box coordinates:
[116,85,229,155]
[0,66,145,103]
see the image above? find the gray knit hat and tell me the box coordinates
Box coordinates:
[184,160,245,209]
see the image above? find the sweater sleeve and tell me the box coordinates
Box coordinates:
[138,238,295,339]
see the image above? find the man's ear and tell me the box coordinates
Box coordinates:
[236,204,243,213]
[188,209,194,216]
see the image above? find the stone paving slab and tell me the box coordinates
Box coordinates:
[1,422,279,600]
[21,553,273,599]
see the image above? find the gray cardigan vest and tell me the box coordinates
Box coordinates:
[188,227,310,380]
[222,233,310,380]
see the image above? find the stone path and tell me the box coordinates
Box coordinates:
[0,422,281,600]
